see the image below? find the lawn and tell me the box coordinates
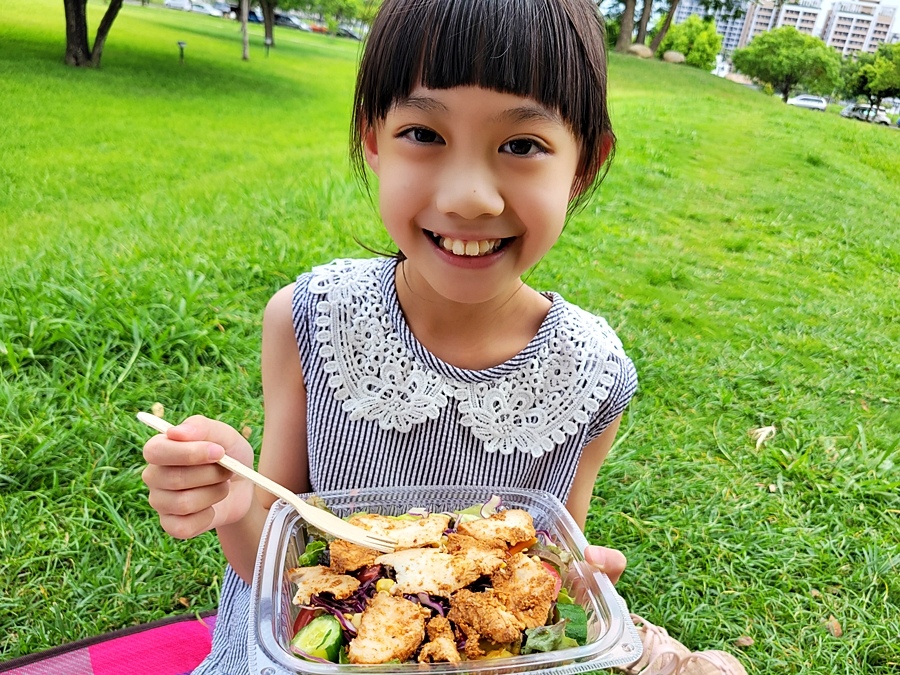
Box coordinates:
[1,1,899,673]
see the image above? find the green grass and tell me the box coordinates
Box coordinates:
[1,1,899,672]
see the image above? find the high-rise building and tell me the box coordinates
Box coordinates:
[737,0,823,47]
[673,0,748,51]
[820,1,896,55]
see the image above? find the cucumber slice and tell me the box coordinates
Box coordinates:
[291,614,343,662]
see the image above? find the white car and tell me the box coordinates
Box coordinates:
[786,95,827,112]
[164,0,192,10]
[191,1,224,16]
[840,104,891,125]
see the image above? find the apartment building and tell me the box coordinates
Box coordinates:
[820,1,897,55]
[673,0,749,51]
[736,0,823,47]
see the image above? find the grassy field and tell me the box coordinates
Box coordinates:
[1,0,899,672]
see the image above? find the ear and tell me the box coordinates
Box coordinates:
[362,126,380,175]
[571,131,615,200]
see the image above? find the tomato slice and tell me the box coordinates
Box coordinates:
[292,607,318,637]
[541,561,563,596]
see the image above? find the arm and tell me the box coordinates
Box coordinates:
[217,283,310,583]
[566,414,628,583]
[142,283,310,585]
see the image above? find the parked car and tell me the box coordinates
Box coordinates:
[335,25,362,39]
[840,104,891,125]
[247,9,263,23]
[274,14,311,30]
[164,0,192,10]
[786,95,827,112]
[191,2,223,16]
[212,2,233,16]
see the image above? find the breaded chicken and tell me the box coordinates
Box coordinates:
[287,565,360,605]
[418,616,461,663]
[445,533,507,575]
[349,513,451,549]
[375,548,481,597]
[492,553,557,628]
[329,539,379,574]
[456,509,536,547]
[448,588,524,646]
[347,593,428,664]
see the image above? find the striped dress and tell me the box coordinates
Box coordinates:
[193,257,638,674]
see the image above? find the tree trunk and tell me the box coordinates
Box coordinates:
[615,0,638,52]
[241,0,249,60]
[649,0,681,53]
[635,0,654,45]
[63,0,123,68]
[259,0,276,47]
[64,0,91,66]
[90,0,124,67]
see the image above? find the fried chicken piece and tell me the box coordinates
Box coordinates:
[418,616,461,664]
[456,509,536,547]
[349,513,451,549]
[445,533,507,575]
[347,593,428,664]
[448,588,525,646]
[329,539,379,574]
[287,565,360,606]
[491,553,557,628]
[375,547,481,597]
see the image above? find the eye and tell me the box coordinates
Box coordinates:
[501,138,546,156]
[400,127,444,144]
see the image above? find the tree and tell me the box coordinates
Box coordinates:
[634,0,654,46]
[63,0,124,67]
[842,44,900,117]
[657,15,722,70]
[614,0,639,52]
[731,27,841,102]
[649,0,742,55]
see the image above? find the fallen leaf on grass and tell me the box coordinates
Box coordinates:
[178,597,191,608]
[748,425,776,450]
[241,426,252,439]
[151,402,165,417]
[825,615,842,637]
[734,636,754,647]
[860,399,869,412]
[811,589,822,598]
[768,484,778,493]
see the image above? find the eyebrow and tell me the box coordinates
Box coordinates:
[394,96,562,126]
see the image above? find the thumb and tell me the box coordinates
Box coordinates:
[584,545,627,585]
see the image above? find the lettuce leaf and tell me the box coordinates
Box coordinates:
[521,621,578,654]
[296,540,326,567]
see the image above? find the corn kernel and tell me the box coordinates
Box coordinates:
[375,578,396,593]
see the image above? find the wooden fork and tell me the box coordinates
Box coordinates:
[136,412,396,553]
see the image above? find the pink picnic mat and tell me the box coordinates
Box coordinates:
[0,612,216,675]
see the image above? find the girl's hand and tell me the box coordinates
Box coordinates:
[584,545,627,585]
[141,415,255,540]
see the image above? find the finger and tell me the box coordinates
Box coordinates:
[147,483,230,517]
[584,545,628,585]
[157,509,218,540]
[164,415,244,455]
[142,462,232,491]
[143,436,225,466]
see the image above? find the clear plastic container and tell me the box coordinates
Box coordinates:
[249,485,642,675]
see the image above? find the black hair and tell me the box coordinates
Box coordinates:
[350,0,615,210]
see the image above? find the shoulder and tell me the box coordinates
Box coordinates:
[553,297,634,369]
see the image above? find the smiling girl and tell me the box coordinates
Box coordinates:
[141,0,746,673]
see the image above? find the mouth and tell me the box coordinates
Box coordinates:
[426,231,513,257]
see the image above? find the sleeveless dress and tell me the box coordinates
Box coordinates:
[193,257,638,674]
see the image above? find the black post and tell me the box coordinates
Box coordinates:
[177,40,186,64]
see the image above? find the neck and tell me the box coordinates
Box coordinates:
[394,262,551,370]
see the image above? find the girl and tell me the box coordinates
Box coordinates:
[142,0,747,673]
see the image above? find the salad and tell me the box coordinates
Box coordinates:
[287,497,588,665]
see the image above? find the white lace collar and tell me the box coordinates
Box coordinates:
[308,258,624,458]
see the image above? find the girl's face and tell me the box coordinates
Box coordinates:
[363,86,583,308]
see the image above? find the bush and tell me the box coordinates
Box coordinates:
[657,15,722,71]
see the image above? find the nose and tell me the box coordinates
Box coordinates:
[434,157,504,219]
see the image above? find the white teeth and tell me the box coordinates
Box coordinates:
[436,235,502,257]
